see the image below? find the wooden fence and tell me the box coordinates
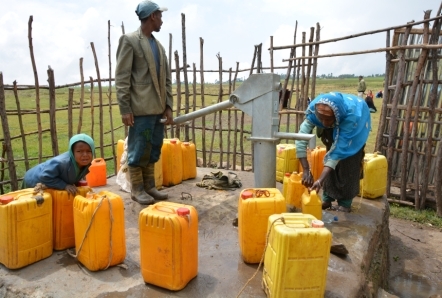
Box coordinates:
[376,9,442,212]
[1,7,442,216]
[0,14,308,195]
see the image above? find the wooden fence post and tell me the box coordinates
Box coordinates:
[199,38,207,167]
[78,58,85,134]
[90,42,104,158]
[47,66,59,156]
[107,20,116,174]
[68,88,74,140]
[13,81,30,171]
[28,15,43,163]
[0,72,18,191]
[174,50,181,140]
[181,13,190,142]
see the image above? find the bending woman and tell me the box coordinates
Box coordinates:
[295,92,371,212]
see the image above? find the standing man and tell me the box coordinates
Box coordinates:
[115,0,173,205]
[357,75,366,98]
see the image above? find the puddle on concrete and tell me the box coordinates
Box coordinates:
[56,251,77,267]
[389,273,442,297]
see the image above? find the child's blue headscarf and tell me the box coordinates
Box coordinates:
[305,92,371,163]
[68,134,95,176]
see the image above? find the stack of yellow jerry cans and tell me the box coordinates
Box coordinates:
[117,137,198,188]
[275,143,298,182]
[116,138,163,189]
[0,182,128,271]
[161,138,197,186]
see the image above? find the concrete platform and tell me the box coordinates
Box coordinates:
[0,167,389,297]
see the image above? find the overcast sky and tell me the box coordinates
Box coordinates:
[1,0,441,86]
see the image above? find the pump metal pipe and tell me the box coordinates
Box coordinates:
[170,73,319,189]
[274,132,316,149]
[173,100,233,124]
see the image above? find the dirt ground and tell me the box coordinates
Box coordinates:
[388,217,442,297]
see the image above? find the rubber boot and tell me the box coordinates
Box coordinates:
[142,163,168,201]
[128,166,155,205]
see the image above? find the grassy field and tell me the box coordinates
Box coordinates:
[2,76,384,181]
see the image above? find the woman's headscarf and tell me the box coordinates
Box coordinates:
[305,92,371,163]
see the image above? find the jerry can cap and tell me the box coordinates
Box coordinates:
[183,142,190,146]
[0,195,14,205]
[170,139,177,144]
[284,172,291,177]
[311,219,324,228]
[177,207,190,216]
[241,190,254,199]
[76,180,88,186]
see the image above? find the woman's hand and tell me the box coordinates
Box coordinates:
[309,166,333,193]
[301,170,314,188]
[65,184,78,196]
[299,157,313,187]
[309,179,322,193]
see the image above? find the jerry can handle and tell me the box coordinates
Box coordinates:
[14,192,45,206]
[13,192,45,205]
[154,204,178,214]
[34,194,45,205]
[284,222,311,228]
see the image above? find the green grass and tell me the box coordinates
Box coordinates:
[390,203,442,228]
[1,76,384,187]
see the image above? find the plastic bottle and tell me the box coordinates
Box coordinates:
[322,211,338,224]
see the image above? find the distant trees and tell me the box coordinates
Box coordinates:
[277,72,385,80]
[316,73,385,79]
[172,73,385,84]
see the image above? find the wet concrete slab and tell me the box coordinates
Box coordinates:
[0,167,389,297]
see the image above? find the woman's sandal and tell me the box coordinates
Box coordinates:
[333,206,351,213]
[322,201,332,210]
